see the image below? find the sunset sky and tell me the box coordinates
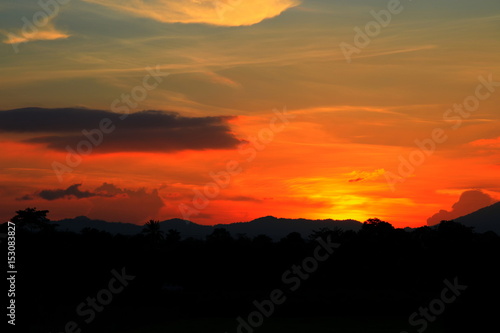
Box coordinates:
[1,0,499,227]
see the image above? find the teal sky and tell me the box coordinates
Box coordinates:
[2,0,499,113]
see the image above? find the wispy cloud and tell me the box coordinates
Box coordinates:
[334,45,438,62]
[2,18,69,47]
[3,26,68,44]
[470,136,500,149]
[346,169,386,183]
[203,71,241,88]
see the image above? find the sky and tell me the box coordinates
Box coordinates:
[0,0,499,227]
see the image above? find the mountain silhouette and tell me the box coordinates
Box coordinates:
[54,215,362,239]
[215,215,362,239]
[455,201,500,234]
[8,208,500,333]
[56,216,142,234]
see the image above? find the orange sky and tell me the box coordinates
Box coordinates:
[1,0,499,227]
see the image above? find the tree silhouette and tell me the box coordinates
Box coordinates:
[142,219,164,247]
[7,206,500,333]
[437,220,474,241]
[11,207,54,232]
[206,228,232,243]
[165,229,181,244]
[361,218,394,236]
[309,227,344,243]
[279,231,305,247]
[437,220,474,234]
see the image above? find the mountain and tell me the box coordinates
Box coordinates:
[455,202,500,234]
[55,216,142,235]
[215,216,362,240]
[55,216,210,238]
[53,215,362,240]
[158,218,213,238]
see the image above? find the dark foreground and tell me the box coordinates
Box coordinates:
[3,217,499,332]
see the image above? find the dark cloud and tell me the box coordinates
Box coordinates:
[0,107,243,153]
[0,107,112,132]
[348,178,364,183]
[34,183,148,201]
[38,184,100,201]
[427,190,495,226]
[94,183,124,196]
[16,194,34,201]
[222,195,263,203]
[21,182,165,223]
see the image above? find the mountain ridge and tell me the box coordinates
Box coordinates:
[54,215,363,240]
[51,202,500,238]
[454,201,500,234]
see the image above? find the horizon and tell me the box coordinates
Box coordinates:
[1,0,499,228]
[9,198,500,231]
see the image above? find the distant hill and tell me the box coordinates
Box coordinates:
[215,216,362,240]
[53,215,362,240]
[455,202,500,234]
[158,218,213,238]
[55,216,210,237]
[55,216,142,235]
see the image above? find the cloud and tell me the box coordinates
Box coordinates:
[0,107,244,153]
[32,183,149,201]
[38,184,101,201]
[1,11,70,48]
[346,169,385,183]
[94,182,125,196]
[16,194,34,201]
[469,136,500,149]
[82,0,300,26]
[336,45,437,62]
[3,25,69,45]
[203,71,241,88]
[221,195,262,202]
[427,190,496,226]
[22,183,165,223]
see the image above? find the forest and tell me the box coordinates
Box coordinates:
[3,208,499,333]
